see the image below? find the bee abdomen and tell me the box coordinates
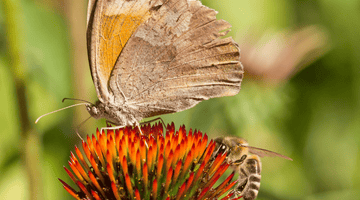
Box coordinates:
[249,174,261,183]
[245,157,261,174]
[242,174,261,200]
[240,155,261,200]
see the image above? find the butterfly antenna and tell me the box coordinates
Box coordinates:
[35,102,89,124]
[62,98,93,105]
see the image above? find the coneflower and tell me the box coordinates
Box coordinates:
[59,122,242,200]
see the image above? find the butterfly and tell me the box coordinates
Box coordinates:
[84,0,243,128]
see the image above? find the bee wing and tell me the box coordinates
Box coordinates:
[242,145,293,161]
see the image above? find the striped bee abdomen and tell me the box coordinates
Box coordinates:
[237,155,262,200]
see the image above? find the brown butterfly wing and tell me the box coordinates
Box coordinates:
[86,0,157,103]
[109,0,244,118]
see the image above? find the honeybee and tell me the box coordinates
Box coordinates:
[213,137,292,200]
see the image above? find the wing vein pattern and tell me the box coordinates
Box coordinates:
[88,0,243,119]
[110,0,243,118]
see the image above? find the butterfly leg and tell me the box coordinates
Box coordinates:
[100,124,126,134]
[102,119,141,136]
[139,117,166,130]
[132,117,150,149]
[101,119,149,148]
[74,116,92,139]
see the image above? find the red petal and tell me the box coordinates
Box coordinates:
[152,179,158,198]
[164,167,173,192]
[125,173,133,198]
[156,154,164,181]
[143,162,148,186]
[135,189,141,200]
[107,163,115,183]
[91,190,101,200]
[77,181,92,199]
[172,160,182,183]
[88,171,105,197]
[111,181,121,200]
[175,182,186,200]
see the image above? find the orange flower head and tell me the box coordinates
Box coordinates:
[59,122,241,200]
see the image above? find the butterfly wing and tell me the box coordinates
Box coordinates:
[86,0,158,103]
[246,146,293,161]
[109,0,243,117]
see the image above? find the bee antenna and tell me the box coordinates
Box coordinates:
[62,98,93,105]
[35,102,90,124]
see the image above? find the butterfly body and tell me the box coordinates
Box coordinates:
[86,101,141,126]
[86,0,243,126]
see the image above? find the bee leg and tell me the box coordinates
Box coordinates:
[231,170,247,198]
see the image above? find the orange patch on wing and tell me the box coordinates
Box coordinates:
[99,12,151,81]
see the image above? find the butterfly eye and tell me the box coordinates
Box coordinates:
[91,106,99,115]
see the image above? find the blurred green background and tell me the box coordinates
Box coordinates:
[1,0,360,199]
